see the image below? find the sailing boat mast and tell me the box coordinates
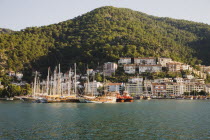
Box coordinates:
[49,76,52,95]
[33,71,37,97]
[87,66,90,95]
[58,64,61,95]
[68,68,71,96]
[74,63,77,95]
[92,74,95,96]
[103,68,107,96]
[46,67,50,95]
[53,67,57,95]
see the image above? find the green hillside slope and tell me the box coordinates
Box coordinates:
[0,28,13,34]
[0,6,210,77]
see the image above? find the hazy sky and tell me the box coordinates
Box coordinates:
[0,0,210,31]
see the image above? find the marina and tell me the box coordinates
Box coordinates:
[1,100,210,139]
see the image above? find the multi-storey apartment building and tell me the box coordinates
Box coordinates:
[107,83,124,93]
[104,62,118,76]
[151,83,167,96]
[125,83,143,95]
[124,64,136,74]
[139,65,162,73]
[166,62,182,72]
[134,57,157,65]
[118,58,132,65]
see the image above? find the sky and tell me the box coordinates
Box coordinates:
[0,0,210,31]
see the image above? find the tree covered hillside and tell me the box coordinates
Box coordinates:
[0,6,210,78]
[0,28,13,34]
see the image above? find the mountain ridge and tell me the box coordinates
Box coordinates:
[0,6,210,77]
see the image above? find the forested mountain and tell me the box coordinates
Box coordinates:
[0,6,210,78]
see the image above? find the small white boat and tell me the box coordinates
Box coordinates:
[79,98,86,103]
[6,97,14,101]
[85,100,103,103]
[34,97,48,103]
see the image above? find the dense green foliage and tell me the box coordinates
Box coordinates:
[0,28,13,34]
[0,75,31,97]
[0,84,31,97]
[0,6,210,80]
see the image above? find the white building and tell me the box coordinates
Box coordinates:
[205,84,210,94]
[16,72,23,81]
[181,64,190,71]
[128,77,143,83]
[134,57,157,65]
[183,83,205,93]
[124,64,136,74]
[107,83,124,93]
[118,58,131,65]
[8,71,16,76]
[87,69,94,75]
[184,75,194,79]
[166,62,182,72]
[153,78,173,83]
[84,81,103,95]
[125,83,143,95]
[139,65,162,73]
[174,77,184,83]
[206,70,210,75]
[104,62,118,76]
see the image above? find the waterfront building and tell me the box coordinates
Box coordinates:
[158,58,172,67]
[124,64,136,74]
[151,83,167,96]
[151,80,206,96]
[107,83,124,93]
[84,81,103,95]
[103,62,118,76]
[143,80,153,94]
[183,82,205,93]
[205,84,210,94]
[139,65,162,73]
[134,57,157,65]
[118,58,131,65]
[125,83,143,95]
[165,83,175,95]
[171,83,185,95]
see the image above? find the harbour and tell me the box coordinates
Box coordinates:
[1,100,210,139]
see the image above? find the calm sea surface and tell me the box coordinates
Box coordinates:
[0,100,210,140]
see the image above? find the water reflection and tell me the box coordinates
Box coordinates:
[1,100,210,139]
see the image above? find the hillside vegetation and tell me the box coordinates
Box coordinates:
[0,28,13,34]
[0,6,210,79]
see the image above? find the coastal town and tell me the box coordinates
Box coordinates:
[1,57,210,102]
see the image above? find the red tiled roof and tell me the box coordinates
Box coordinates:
[108,83,122,86]
[124,64,136,66]
[139,64,161,66]
[134,57,156,59]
